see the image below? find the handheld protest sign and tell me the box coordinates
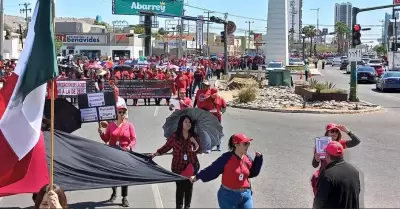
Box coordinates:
[78,91,117,123]
[315,136,332,159]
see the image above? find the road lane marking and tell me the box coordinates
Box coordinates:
[151,184,164,208]
[153,107,159,117]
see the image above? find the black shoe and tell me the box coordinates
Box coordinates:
[122,197,129,207]
[176,205,183,209]
[184,206,190,209]
[108,193,116,202]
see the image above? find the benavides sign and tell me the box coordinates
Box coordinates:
[112,0,183,17]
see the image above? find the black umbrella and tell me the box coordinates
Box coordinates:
[44,98,82,133]
[163,108,224,151]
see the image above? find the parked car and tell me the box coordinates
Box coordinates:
[361,58,370,64]
[289,58,304,66]
[367,59,383,66]
[340,59,349,70]
[332,58,342,66]
[326,57,334,65]
[357,67,377,83]
[346,61,365,74]
[376,71,400,92]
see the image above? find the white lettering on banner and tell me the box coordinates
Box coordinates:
[196,15,203,47]
[131,2,166,13]
[65,35,107,44]
[56,80,87,96]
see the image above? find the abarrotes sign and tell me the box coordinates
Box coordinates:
[112,0,184,17]
[65,35,107,44]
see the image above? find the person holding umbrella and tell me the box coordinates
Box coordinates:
[98,105,137,207]
[169,89,193,111]
[189,133,263,209]
[149,115,201,209]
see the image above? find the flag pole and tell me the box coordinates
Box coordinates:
[49,0,56,190]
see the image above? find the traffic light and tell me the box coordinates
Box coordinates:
[352,24,361,46]
[220,31,225,43]
[210,16,223,23]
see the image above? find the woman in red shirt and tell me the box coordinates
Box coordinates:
[98,106,137,207]
[149,115,201,209]
[311,123,361,196]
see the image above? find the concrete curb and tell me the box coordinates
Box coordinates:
[227,104,383,114]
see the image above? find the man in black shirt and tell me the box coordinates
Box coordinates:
[313,141,360,209]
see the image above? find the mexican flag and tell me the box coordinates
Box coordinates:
[0,0,58,196]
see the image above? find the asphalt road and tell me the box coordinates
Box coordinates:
[1,73,400,208]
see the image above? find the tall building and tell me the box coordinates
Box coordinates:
[287,0,302,40]
[334,2,352,27]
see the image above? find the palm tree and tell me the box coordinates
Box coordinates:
[334,22,350,54]
[302,25,317,56]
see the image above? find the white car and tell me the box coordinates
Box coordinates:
[266,61,285,71]
[332,58,342,66]
[289,58,304,66]
[367,59,382,66]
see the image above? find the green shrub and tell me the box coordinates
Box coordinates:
[308,79,338,93]
[237,84,257,103]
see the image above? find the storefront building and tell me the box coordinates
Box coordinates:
[58,33,144,59]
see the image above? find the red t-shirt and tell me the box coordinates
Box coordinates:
[202,96,226,121]
[175,74,189,89]
[195,89,211,109]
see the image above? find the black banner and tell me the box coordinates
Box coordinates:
[86,79,173,99]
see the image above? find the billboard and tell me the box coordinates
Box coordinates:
[112,0,184,17]
[196,15,204,47]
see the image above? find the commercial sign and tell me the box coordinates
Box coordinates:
[65,35,107,44]
[112,0,184,17]
[196,15,204,47]
[227,35,234,45]
[55,34,66,42]
[154,40,186,49]
[114,34,129,44]
[253,33,262,43]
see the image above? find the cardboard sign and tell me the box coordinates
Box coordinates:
[77,91,117,123]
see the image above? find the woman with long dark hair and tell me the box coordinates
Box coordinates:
[311,123,361,196]
[33,184,68,209]
[149,115,201,209]
[189,133,263,209]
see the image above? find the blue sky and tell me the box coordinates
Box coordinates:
[4,0,396,41]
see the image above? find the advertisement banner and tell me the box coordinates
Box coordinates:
[253,33,262,43]
[196,15,204,47]
[65,35,107,44]
[154,40,186,49]
[55,34,66,42]
[86,79,173,99]
[112,0,184,17]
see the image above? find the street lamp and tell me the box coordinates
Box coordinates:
[301,34,306,60]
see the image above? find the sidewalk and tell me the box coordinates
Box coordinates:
[290,68,322,75]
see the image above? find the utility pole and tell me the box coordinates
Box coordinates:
[0,0,4,60]
[310,8,320,48]
[204,11,214,47]
[20,3,32,30]
[245,21,254,53]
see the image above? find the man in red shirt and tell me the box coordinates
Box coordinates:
[169,89,192,111]
[193,81,211,109]
[175,71,189,92]
[203,87,226,151]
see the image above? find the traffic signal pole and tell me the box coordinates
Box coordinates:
[349,3,399,102]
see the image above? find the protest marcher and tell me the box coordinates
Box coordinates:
[169,89,193,111]
[313,141,360,209]
[192,67,204,94]
[193,81,211,109]
[33,184,68,209]
[190,133,263,209]
[175,71,189,98]
[98,105,137,207]
[185,69,194,98]
[311,123,361,196]
[149,115,201,209]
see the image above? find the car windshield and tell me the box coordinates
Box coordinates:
[356,61,364,65]
[384,72,400,77]
[369,59,381,64]
[357,67,375,72]
[268,63,282,68]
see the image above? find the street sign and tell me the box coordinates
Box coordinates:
[138,34,147,38]
[348,48,362,61]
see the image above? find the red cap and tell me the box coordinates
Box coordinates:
[326,123,339,131]
[232,133,253,144]
[117,106,127,111]
[325,141,344,157]
[179,88,186,93]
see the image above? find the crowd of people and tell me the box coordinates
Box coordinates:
[0,53,363,209]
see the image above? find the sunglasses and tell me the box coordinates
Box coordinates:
[118,111,126,115]
[241,142,250,146]
[328,129,339,133]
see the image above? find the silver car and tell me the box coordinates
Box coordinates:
[332,58,342,66]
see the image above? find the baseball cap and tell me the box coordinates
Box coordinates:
[326,123,339,131]
[232,133,253,144]
[202,81,210,85]
[117,106,127,111]
[325,141,344,157]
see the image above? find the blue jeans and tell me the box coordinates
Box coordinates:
[217,186,253,209]
[192,81,202,94]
